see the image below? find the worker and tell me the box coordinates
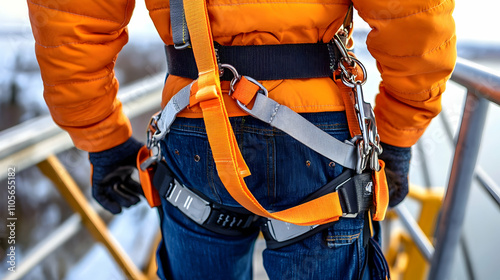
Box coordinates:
[28,0,456,279]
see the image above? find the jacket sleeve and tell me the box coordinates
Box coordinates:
[28,0,135,152]
[352,0,456,147]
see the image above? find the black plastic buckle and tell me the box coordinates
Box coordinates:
[337,172,373,217]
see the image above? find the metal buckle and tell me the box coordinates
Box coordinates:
[166,179,211,224]
[174,42,191,50]
[266,218,319,243]
[234,76,268,115]
[342,213,358,218]
[218,64,269,114]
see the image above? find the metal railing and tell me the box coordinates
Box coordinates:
[0,73,164,280]
[389,57,500,280]
[428,58,500,280]
[0,73,164,179]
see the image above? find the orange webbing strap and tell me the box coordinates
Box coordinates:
[183,0,249,178]
[334,61,362,138]
[137,146,161,207]
[339,84,362,138]
[372,160,389,221]
[184,0,347,226]
[232,76,260,106]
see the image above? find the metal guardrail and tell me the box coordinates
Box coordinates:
[0,73,164,280]
[398,57,500,280]
[427,58,500,280]
[0,73,164,180]
[394,205,435,262]
[377,57,500,280]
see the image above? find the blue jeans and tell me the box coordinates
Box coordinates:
[156,112,368,280]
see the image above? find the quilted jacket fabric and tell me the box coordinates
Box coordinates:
[28,0,456,152]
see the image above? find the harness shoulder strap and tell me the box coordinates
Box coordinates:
[170,0,191,49]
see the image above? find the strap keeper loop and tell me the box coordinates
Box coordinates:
[190,84,219,107]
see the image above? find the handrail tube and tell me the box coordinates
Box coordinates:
[428,92,490,280]
[475,167,500,208]
[0,73,164,180]
[394,205,435,261]
[439,104,500,208]
[452,58,500,105]
[416,142,433,188]
[0,115,60,160]
[460,236,477,280]
[0,73,163,159]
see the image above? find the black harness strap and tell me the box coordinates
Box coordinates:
[165,42,339,81]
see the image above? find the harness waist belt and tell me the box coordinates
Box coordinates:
[165,42,339,81]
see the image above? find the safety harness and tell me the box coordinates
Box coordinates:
[137,0,389,248]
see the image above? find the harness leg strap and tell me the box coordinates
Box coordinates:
[261,169,374,249]
[154,161,260,236]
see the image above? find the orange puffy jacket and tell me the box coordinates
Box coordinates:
[28,0,456,152]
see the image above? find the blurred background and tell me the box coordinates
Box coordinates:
[0,0,499,279]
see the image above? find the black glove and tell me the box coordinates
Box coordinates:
[89,137,144,214]
[378,142,412,207]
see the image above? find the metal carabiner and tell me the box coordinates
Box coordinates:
[354,81,373,154]
[334,34,354,67]
[333,34,367,88]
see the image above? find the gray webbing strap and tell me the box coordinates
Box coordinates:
[153,83,357,170]
[170,0,190,49]
[153,83,192,142]
[245,93,358,170]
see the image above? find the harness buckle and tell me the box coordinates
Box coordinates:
[174,42,191,50]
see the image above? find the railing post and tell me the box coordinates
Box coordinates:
[428,91,489,280]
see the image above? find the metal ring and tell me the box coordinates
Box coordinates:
[220,64,241,94]
[340,57,368,88]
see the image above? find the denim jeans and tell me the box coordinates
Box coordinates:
[156,112,368,280]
